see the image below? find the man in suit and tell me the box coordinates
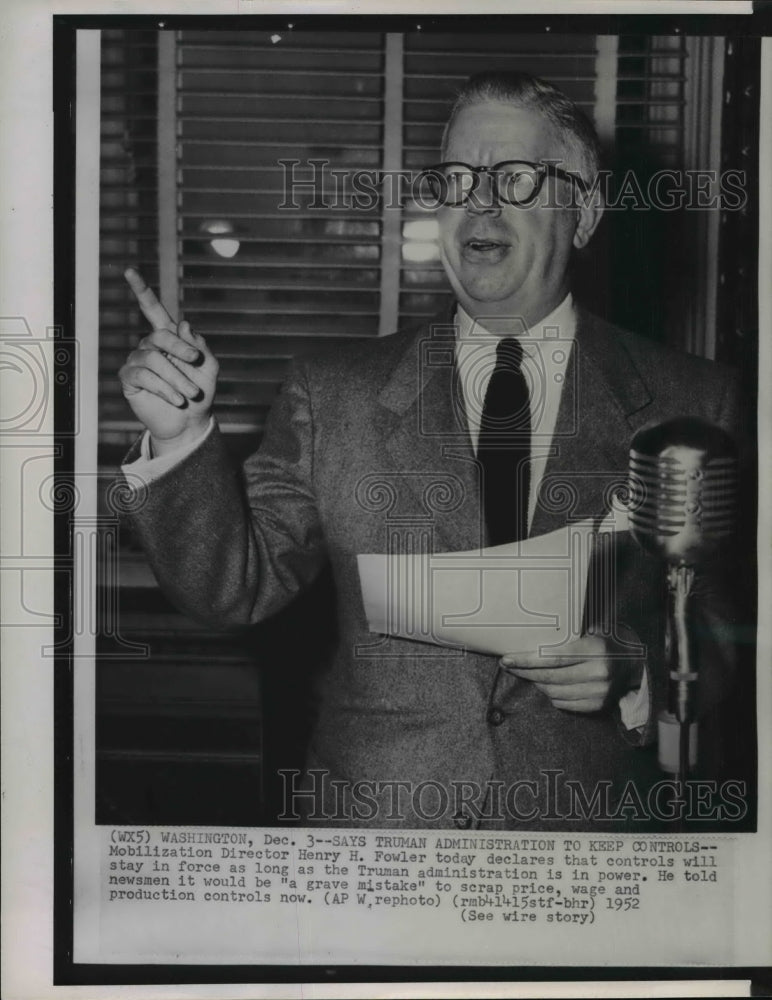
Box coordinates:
[118,72,745,830]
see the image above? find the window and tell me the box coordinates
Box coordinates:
[95,26,726,824]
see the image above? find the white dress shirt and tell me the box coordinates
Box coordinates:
[455,293,575,534]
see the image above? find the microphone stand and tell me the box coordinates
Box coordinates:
[666,563,697,815]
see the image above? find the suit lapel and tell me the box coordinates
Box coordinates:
[530,308,654,536]
[379,316,484,552]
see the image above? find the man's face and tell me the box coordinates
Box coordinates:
[436,100,600,329]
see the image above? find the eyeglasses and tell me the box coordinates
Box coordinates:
[418,160,587,207]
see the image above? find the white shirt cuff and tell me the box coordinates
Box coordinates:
[121,417,215,484]
[619,670,650,731]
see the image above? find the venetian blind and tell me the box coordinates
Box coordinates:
[176,29,386,441]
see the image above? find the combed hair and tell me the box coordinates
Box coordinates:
[441,71,602,184]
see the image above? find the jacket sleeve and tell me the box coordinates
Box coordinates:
[121,360,328,628]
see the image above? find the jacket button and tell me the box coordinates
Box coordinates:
[487,707,506,726]
[453,812,473,829]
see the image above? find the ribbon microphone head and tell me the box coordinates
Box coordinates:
[628,416,737,566]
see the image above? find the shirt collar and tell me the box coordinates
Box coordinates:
[455,293,576,341]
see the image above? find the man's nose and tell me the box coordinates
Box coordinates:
[465,173,501,214]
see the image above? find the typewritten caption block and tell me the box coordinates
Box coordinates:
[86,826,738,964]
[104,828,721,923]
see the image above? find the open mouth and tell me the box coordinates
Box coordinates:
[462,239,510,261]
[465,239,507,251]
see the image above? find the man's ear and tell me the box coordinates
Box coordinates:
[572,193,604,250]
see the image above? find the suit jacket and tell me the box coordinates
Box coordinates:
[124,307,743,831]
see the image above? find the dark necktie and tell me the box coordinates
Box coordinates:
[478,337,531,544]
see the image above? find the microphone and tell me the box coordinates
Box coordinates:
[627,417,738,780]
[628,417,737,566]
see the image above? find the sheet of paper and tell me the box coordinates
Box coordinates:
[357,507,629,656]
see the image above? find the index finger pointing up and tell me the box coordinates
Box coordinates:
[124,267,175,331]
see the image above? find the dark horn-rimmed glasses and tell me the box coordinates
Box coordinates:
[417,160,588,207]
